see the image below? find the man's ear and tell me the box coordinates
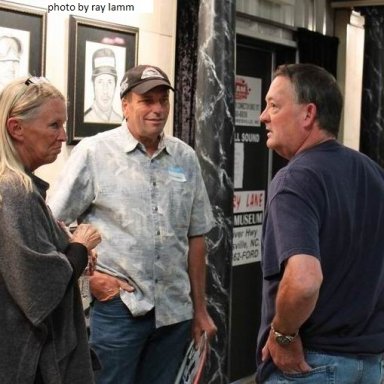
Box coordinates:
[121,98,129,120]
[303,103,317,129]
[6,117,24,142]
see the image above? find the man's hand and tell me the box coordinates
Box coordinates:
[89,271,135,301]
[262,331,311,374]
[192,309,217,346]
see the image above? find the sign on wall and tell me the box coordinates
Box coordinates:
[233,74,266,266]
[232,190,265,266]
[235,75,262,127]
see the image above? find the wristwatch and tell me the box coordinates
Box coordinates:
[270,324,298,346]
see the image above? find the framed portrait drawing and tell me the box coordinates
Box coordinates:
[67,16,138,144]
[0,1,46,92]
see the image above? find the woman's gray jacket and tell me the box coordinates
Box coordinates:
[0,171,95,384]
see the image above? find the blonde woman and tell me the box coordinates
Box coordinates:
[0,77,101,383]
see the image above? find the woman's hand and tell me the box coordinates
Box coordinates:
[71,223,101,252]
[87,249,98,275]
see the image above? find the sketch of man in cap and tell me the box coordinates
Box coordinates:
[84,47,123,124]
[0,35,22,92]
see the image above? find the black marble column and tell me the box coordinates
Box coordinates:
[358,7,384,167]
[195,1,235,383]
[174,0,235,382]
[174,0,199,147]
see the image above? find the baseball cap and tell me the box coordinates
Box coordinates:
[92,48,117,79]
[120,65,174,99]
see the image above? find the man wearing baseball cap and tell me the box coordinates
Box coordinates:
[49,64,217,383]
[84,47,122,124]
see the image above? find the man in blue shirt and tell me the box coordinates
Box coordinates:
[49,65,217,384]
[257,63,384,383]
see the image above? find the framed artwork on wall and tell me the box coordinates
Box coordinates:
[67,16,138,144]
[0,1,46,93]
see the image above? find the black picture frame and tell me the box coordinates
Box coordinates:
[0,1,46,90]
[67,16,138,144]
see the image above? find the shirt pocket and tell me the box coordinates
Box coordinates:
[167,179,194,230]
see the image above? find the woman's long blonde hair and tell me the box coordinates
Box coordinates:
[0,77,65,196]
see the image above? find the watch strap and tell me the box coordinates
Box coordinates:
[271,324,298,344]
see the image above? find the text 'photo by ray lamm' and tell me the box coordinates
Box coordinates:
[47,3,136,14]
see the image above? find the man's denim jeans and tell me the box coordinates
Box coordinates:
[89,297,191,384]
[263,350,384,383]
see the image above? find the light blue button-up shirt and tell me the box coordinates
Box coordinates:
[49,123,214,327]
